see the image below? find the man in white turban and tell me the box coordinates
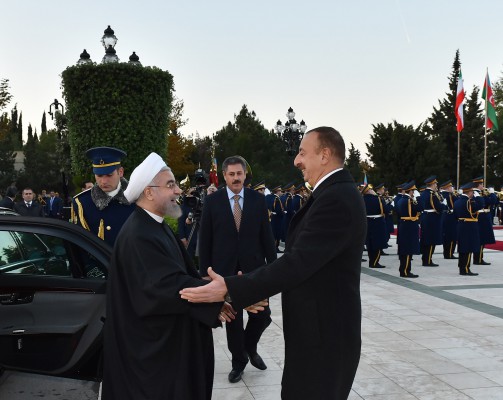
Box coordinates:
[102,153,235,399]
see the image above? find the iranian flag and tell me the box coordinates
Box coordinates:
[455,70,464,133]
[482,71,499,130]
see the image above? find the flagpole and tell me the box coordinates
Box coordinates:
[484,68,488,184]
[457,132,460,189]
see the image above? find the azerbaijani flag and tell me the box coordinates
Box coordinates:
[482,71,499,130]
[455,70,464,133]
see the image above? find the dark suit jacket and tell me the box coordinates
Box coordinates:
[199,187,276,277]
[13,201,45,217]
[225,169,367,400]
[47,196,64,218]
[0,197,15,210]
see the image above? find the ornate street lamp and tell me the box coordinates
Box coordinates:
[76,49,92,65]
[274,107,307,155]
[128,52,142,66]
[48,99,64,120]
[101,25,118,49]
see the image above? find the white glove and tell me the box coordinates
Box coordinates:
[413,190,420,198]
[473,190,480,197]
[442,198,447,205]
[391,201,394,207]
[458,189,463,195]
[489,187,495,193]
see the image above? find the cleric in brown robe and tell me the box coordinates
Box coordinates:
[102,153,232,399]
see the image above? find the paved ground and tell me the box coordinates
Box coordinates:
[2,229,502,399]
[213,229,503,399]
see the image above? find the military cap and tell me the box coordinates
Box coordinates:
[270,185,282,193]
[374,183,385,190]
[419,185,426,192]
[423,175,437,185]
[403,181,417,191]
[396,182,407,190]
[460,182,475,191]
[86,147,127,175]
[253,181,266,191]
[283,182,296,191]
[295,183,306,192]
[472,176,484,183]
[439,180,453,189]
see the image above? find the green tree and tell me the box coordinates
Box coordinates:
[169,95,188,135]
[422,50,461,180]
[62,63,173,177]
[0,112,16,189]
[213,105,300,187]
[167,132,196,179]
[344,143,362,182]
[367,121,430,190]
[0,79,13,112]
[41,111,47,134]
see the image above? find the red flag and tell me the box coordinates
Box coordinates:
[455,70,464,133]
[482,71,499,130]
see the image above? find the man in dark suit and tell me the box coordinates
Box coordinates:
[181,127,367,399]
[198,155,277,383]
[46,190,64,218]
[14,188,45,217]
[0,186,17,210]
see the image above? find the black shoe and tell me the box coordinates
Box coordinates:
[460,271,479,276]
[276,248,284,253]
[381,252,390,256]
[422,263,439,267]
[361,258,367,262]
[371,264,386,268]
[248,353,267,370]
[473,261,490,265]
[228,368,244,383]
[400,273,418,278]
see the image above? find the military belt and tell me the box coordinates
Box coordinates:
[458,218,478,222]
[367,215,384,219]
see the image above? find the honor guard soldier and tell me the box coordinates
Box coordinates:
[291,183,306,216]
[361,184,388,268]
[253,181,266,195]
[419,176,446,266]
[265,185,285,252]
[281,182,296,240]
[472,176,497,265]
[455,182,482,275]
[393,182,408,254]
[374,183,394,251]
[499,184,503,225]
[396,181,422,278]
[439,180,459,259]
[71,147,136,246]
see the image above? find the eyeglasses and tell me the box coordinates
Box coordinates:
[148,181,180,190]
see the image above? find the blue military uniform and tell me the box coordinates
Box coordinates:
[472,177,497,265]
[374,183,394,249]
[362,184,388,268]
[71,147,136,247]
[419,176,446,266]
[454,182,482,275]
[439,180,459,259]
[396,181,422,278]
[280,182,295,241]
[291,184,306,216]
[265,185,284,251]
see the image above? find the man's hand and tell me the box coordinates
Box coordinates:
[219,302,237,323]
[180,267,228,302]
[245,299,268,314]
[180,238,188,248]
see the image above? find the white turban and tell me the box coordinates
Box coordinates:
[124,152,167,203]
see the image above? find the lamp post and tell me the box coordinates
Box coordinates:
[101,25,119,63]
[275,107,307,155]
[77,49,92,65]
[48,99,64,120]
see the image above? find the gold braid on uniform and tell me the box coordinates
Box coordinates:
[74,198,90,231]
[98,219,105,240]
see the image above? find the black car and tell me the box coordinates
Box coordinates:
[0,215,111,380]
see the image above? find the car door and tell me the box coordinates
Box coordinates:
[0,215,111,378]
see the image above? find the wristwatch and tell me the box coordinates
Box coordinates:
[224,292,232,303]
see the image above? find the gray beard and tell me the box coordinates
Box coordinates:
[165,204,183,219]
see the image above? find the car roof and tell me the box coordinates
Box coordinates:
[0,207,18,216]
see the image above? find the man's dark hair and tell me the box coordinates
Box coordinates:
[307,126,346,162]
[5,186,17,198]
[23,187,33,193]
[222,155,247,172]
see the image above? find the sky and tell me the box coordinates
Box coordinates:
[2,0,503,158]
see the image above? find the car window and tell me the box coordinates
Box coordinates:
[0,230,107,279]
